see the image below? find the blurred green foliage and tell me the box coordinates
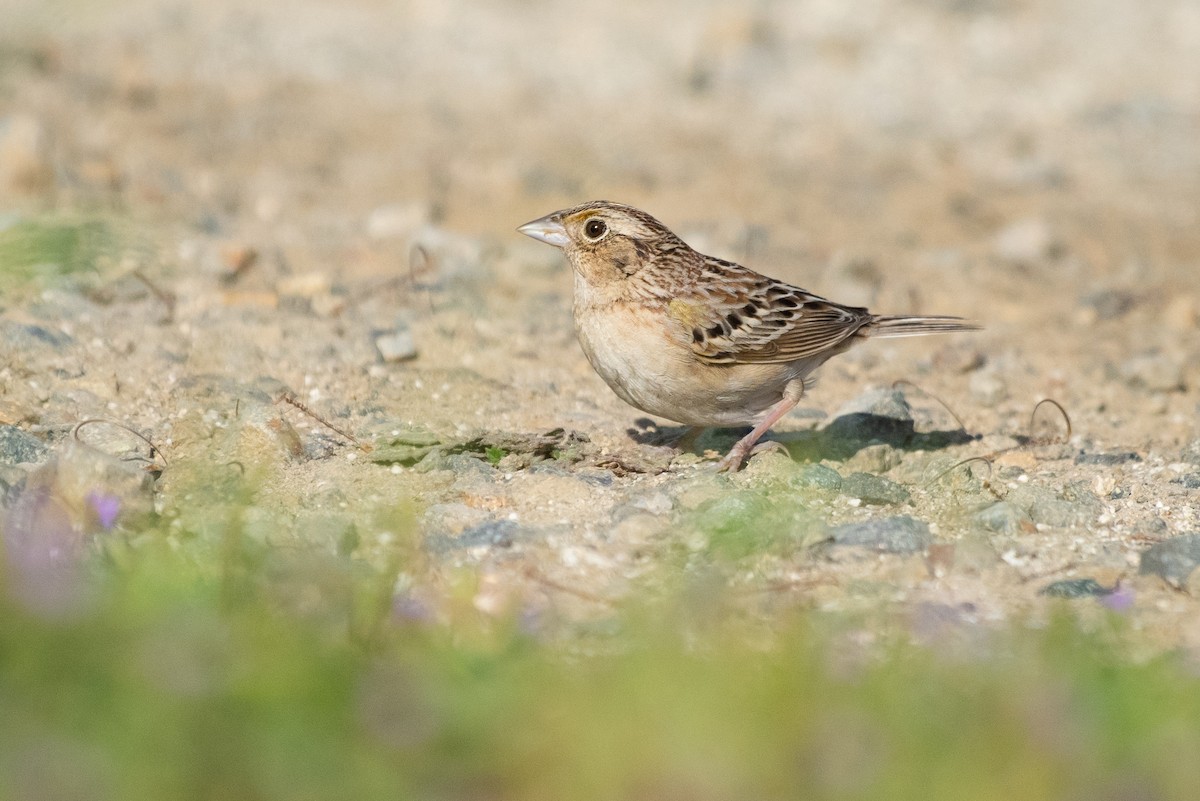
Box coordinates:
[688,488,823,560]
[0,217,114,294]
[2,501,1200,801]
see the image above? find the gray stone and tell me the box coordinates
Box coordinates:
[841,472,911,505]
[1034,499,1095,528]
[0,320,73,353]
[628,492,673,515]
[454,519,519,549]
[1170,473,1200,490]
[1139,533,1200,588]
[1060,480,1104,507]
[0,425,48,466]
[829,515,932,554]
[423,516,532,554]
[973,501,1032,534]
[842,443,902,475]
[413,451,499,476]
[1039,578,1113,599]
[1120,351,1185,392]
[820,388,931,458]
[1006,482,1100,528]
[374,328,418,362]
[0,464,27,508]
[790,463,843,492]
[1079,289,1135,320]
[1074,451,1141,466]
[831,388,913,426]
[1140,517,1170,538]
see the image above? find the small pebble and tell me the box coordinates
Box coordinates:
[375,328,418,362]
[1138,533,1200,588]
[0,425,49,467]
[1120,351,1186,392]
[790,463,843,493]
[840,472,910,505]
[1078,288,1134,320]
[973,501,1033,535]
[821,388,916,457]
[1006,482,1099,528]
[831,387,913,424]
[1074,451,1141,466]
[828,515,932,554]
[427,515,520,553]
[1170,473,1200,490]
[1039,578,1113,599]
[0,320,73,353]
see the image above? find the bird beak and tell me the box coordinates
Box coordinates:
[517,214,570,248]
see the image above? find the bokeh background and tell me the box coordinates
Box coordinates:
[3,1,1200,798]
[4,0,1198,413]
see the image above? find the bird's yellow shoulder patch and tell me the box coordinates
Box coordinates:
[667,298,707,328]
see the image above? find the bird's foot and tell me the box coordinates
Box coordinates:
[749,440,790,459]
[715,438,790,472]
[715,447,749,473]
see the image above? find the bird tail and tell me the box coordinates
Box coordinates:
[866,315,980,338]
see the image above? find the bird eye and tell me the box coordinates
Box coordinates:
[584,218,608,240]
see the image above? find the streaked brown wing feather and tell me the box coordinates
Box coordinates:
[669,256,872,366]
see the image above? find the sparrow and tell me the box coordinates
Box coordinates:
[518,201,978,471]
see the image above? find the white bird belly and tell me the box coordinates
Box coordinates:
[573,304,799,427]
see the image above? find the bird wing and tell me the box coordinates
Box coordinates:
[667,257,873,366]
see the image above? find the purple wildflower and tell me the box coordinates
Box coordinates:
[1101,585,1135,613]
[87,491,121,529]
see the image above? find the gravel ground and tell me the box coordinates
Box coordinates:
[2,0,1199,650]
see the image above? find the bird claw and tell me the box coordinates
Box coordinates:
[714,439,789,472]
[749,440,790,459]
[714,447,749,473]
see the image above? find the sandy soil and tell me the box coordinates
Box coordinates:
[2,0,1199,648]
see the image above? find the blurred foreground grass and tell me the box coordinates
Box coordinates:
[3,496,1200,801]
[0,216,116,295]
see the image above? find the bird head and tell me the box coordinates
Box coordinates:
[518,201,685,286]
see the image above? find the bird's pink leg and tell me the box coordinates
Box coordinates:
[715,379,805,472]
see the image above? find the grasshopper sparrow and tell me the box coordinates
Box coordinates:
[518,201,978,471]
